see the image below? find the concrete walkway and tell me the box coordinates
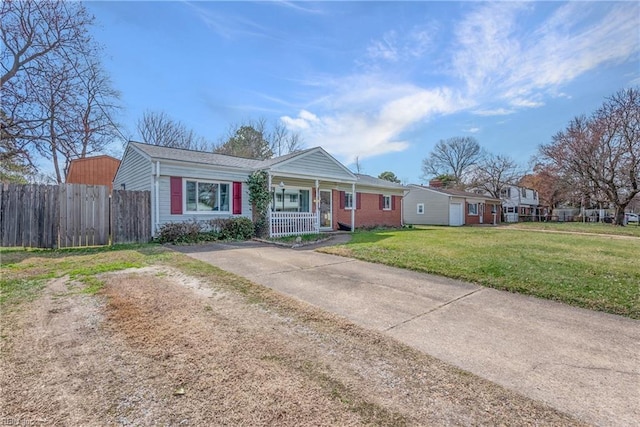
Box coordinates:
[176,240,640,427]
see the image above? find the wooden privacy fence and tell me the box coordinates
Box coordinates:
[0,183,151,248]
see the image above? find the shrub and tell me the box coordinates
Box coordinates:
[220,217,255,240]
[155,219,203,244]
[154,217,254,244]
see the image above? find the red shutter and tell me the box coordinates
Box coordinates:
[170,177,182,215]
[339,191,345,209]
[232,181,242,214]
[391,195,396,210]
[356,192,362,210]
[379,194,384,210]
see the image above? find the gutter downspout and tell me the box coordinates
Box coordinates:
[351,182,355,233]
[401,189,407,227]
[155,161,160,234]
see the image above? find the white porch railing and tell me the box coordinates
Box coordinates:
[269,211,319,238]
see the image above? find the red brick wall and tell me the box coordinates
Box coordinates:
[464,201,501,225]
[333,190,402,229]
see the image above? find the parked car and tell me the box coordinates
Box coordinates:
[625,213,639,224]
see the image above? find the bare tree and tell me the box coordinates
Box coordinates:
[540,88,640,224]
[269,121,303,157]
[136,111,211,151]
[468,154,522,199]
[353,156,363,174]
[75,57,122,158]
[1,0,91,86]
[421,136,483,185]
[1,0,122,182]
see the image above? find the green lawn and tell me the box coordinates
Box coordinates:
[320,227,640,319]
[504,221,640,237]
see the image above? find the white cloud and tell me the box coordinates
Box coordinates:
[452,2,639,107]
[281,83,466,163]
[472,108,515,117]
[282,2,638,163]
[364,25,437,65]
[367,31,400,62]
[510,98,544,108]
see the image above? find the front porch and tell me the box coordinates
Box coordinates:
[269,211,320,238]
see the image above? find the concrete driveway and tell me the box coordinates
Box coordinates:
[176,240,640,427]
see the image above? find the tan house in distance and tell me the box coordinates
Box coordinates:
[66,155,120,191]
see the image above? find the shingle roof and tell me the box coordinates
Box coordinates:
[129,141,265,169]
[409,184,500,202]
[356,174,406,189]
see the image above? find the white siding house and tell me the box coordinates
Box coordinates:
[403,185,502,226]
[114,142,406,237]
[500,185,541,222]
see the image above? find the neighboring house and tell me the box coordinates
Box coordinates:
[403,184,501,226]
[500,185,542,222]
[114,141,405,237]
[66,155,120,190]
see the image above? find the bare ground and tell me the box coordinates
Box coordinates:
[0,266,585,426]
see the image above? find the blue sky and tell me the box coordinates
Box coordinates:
[86,1,639,184]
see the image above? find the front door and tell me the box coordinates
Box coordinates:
[320,190,332,229]
[479,202,485,224]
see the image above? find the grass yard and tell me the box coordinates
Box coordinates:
[0,244,580,425]
[505,221,640,237]
[321,226,640,319]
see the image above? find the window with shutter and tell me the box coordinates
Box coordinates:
[170,177,182,215]
[233,182,242,214]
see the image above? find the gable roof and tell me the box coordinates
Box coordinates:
[129,141,265,169]
[408,184,501,202]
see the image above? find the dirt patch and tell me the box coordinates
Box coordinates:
[1,267,584,426]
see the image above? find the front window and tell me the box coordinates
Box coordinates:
[186,180,230,212]
[468,203,478,215]
[521,188,527,198]
[383,195,391,210]
[344,192,354,209]
[417,203,424,214]
[272,188,311,212]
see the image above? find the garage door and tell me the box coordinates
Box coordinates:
[449,203,463,226]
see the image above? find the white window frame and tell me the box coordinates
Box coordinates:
[271,186,312,212]
[383,195,391,211]
[417,203,424,214]
[185,179,230,213]
[468,202,478,216]
[344,192,354,210]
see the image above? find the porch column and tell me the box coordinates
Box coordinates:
[315,179,320,232]
[267,172,273,237]
[351,182,355,233]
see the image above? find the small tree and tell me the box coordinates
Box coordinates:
[216,125,273,160]
[246,170,272,237]
[378,171,401,183]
